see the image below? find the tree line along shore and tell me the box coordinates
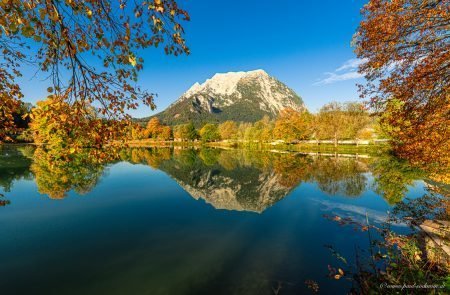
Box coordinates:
[130,102,387,147]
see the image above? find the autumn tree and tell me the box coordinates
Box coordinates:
[199,123,220,142]
[158,125,172,141]
[30,97,131,159]
[237,122,252,141]
[355,0,450,169]
[273,108,313,142]
[145,117,162,138]
[0,0,189,145]
[218,121,238,140]
[252,116,274,142]
[130,124,145,140]
[173,122,197,141]
[0,68,22,141]
[31,98,92,150]
[343,102,372,144]
[143,117,172,140]
[315,102,347,147]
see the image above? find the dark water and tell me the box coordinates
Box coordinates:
[0,145,431,294]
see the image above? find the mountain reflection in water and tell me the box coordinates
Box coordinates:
[1,145,447,295]
[0,145,429,209]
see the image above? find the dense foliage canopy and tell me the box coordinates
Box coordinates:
[355,0,450,169]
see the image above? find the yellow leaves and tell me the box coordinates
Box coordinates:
[76,38,89,51]
[149,0,164,13]
[39,8,46,20]
[413,251,422,262]
[86,8,93,18]
[334,269,345,280]
[0,24,8,36]
[1,0,190,147]
[151,15,163,29]
[128,55,137,67]
[22,26,35,37]
[59,113,68,122]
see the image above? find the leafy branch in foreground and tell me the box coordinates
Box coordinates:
[1,0,190,144]
[355,0,450,171]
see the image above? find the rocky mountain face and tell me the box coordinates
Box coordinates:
[168,168,291,213]
[157,149,297,213]
[150,69,305,126]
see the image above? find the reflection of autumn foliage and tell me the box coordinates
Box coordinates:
[26,146,446,204]
[428,172,450,186]
[167,149,379,197]
[166,149,378,198]
[217,152,239,171]
[310,157,369,197]
[199,149,221,166]
[272,154,312,188]
[121,148,172,169]
[0,145,34,192]
[0,193,11,207]
[370,155,425,205]
[31,148,111,199]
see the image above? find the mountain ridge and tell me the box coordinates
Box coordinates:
[138,69,306,126]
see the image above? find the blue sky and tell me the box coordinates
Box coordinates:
[20,0,366,118]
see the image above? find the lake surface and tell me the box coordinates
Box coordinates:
[0,145,432,294]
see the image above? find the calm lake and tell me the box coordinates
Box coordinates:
[0,145,434,294]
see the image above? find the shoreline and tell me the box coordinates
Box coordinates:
[125,139,391,155]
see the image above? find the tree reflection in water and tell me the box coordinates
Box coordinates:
[0,145,34,193]
[30,148,115,199]
[117,148,442,212]
[0,146,446,208]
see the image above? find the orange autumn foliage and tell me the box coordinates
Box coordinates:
[1,0,189,145]
[355,0,450,173]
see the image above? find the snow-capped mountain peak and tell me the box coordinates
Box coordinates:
[185,69,270,97]
[154,69,306,126]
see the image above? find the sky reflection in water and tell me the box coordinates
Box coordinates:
[0,146,432,295]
